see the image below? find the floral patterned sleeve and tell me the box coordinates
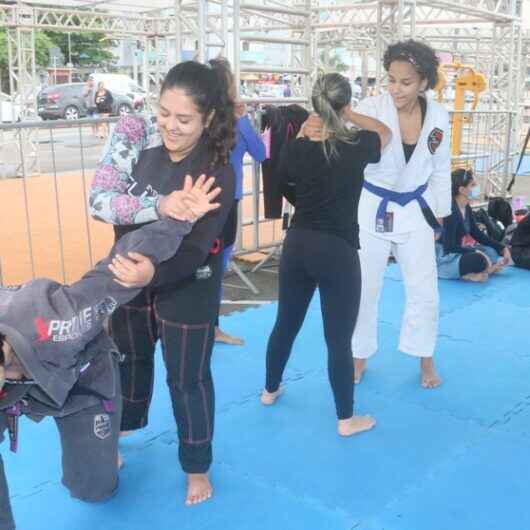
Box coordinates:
[89,114,162,225]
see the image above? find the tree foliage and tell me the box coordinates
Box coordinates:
[318,49,349,75]
[43,31,117,67]
[0,28,116,92]
[0,29,55,92]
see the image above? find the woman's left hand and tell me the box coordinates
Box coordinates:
[182,174,222,222]
[158,175,221,222]
[109,252,155,288]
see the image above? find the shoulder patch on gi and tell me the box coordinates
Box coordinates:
[427,127,444,154]
[94,414,112,440]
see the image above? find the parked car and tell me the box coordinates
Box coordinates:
[0,92,21,122]
[37,81,140,120]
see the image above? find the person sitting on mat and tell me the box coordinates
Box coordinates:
[260,73,390,436]
[436,168,512,282]
[0,175,220,530]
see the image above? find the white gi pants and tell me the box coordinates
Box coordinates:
[352,225,439,359]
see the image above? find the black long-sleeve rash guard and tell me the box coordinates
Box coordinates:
[113,139,235,290]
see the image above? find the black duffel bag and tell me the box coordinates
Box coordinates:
[473,208,505,242]
[510,213,530,270]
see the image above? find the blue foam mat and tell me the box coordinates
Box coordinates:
[3,264,530,530]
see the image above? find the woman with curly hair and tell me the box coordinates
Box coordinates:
[350,40,451,388]
[89,60,236,506]
[303,41,451,388]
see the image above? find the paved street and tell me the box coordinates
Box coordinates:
[1,122,110,174]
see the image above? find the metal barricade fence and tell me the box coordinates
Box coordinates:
[0,116,120,287]
[448,110,517,198]
[0,109,520,287]
[0,114,286,288]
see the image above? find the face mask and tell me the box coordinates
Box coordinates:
[469,186,481,199]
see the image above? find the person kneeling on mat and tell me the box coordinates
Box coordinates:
[0,175,220,530]
[436,168,512,282]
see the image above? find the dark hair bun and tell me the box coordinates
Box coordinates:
[451,168,474,197]
[384,39,440,89]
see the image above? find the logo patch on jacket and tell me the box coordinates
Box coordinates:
[95,297,118,319]
[34,307,93,343]
[94,414,112,440]
[427,128,443,154]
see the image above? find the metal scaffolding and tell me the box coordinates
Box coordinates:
[0,0,527,194]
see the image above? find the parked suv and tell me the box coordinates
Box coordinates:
[37,82,137,120]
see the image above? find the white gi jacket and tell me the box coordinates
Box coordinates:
[356,92,452,234]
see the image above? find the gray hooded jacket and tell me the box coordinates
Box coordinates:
[0,218,192,415]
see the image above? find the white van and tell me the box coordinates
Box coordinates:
[0,92,21,122]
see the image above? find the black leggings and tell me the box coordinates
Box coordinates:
[109,251,223,474]
[265,228,361,420]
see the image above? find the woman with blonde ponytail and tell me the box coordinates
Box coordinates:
[261,73,391,436]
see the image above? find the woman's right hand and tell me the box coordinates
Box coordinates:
[298,113,326,140]
[109,252,155,288]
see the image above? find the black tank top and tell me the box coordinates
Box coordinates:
[402,96,427,163]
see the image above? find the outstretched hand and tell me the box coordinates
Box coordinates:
[157,175,221,223]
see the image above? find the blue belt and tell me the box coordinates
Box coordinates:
[363,181,441,233]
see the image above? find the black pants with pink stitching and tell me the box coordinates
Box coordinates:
[109,252,222,474]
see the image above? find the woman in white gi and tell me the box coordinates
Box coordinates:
[351,40,451,388]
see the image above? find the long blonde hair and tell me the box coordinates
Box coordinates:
[311,73,358,162]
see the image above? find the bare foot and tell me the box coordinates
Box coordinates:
[337,415,376,436]
[462,272,488,282]
[186,473,213,506]
[215,327,245,346]
[353,358,367,384]
[421,357,441,389]
[260,386,283,406]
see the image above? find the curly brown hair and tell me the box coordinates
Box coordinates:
[160,60,236,168]
[384,39,440,90]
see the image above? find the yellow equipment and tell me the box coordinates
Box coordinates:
[451,67,487,157]
[435,63,487,161]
